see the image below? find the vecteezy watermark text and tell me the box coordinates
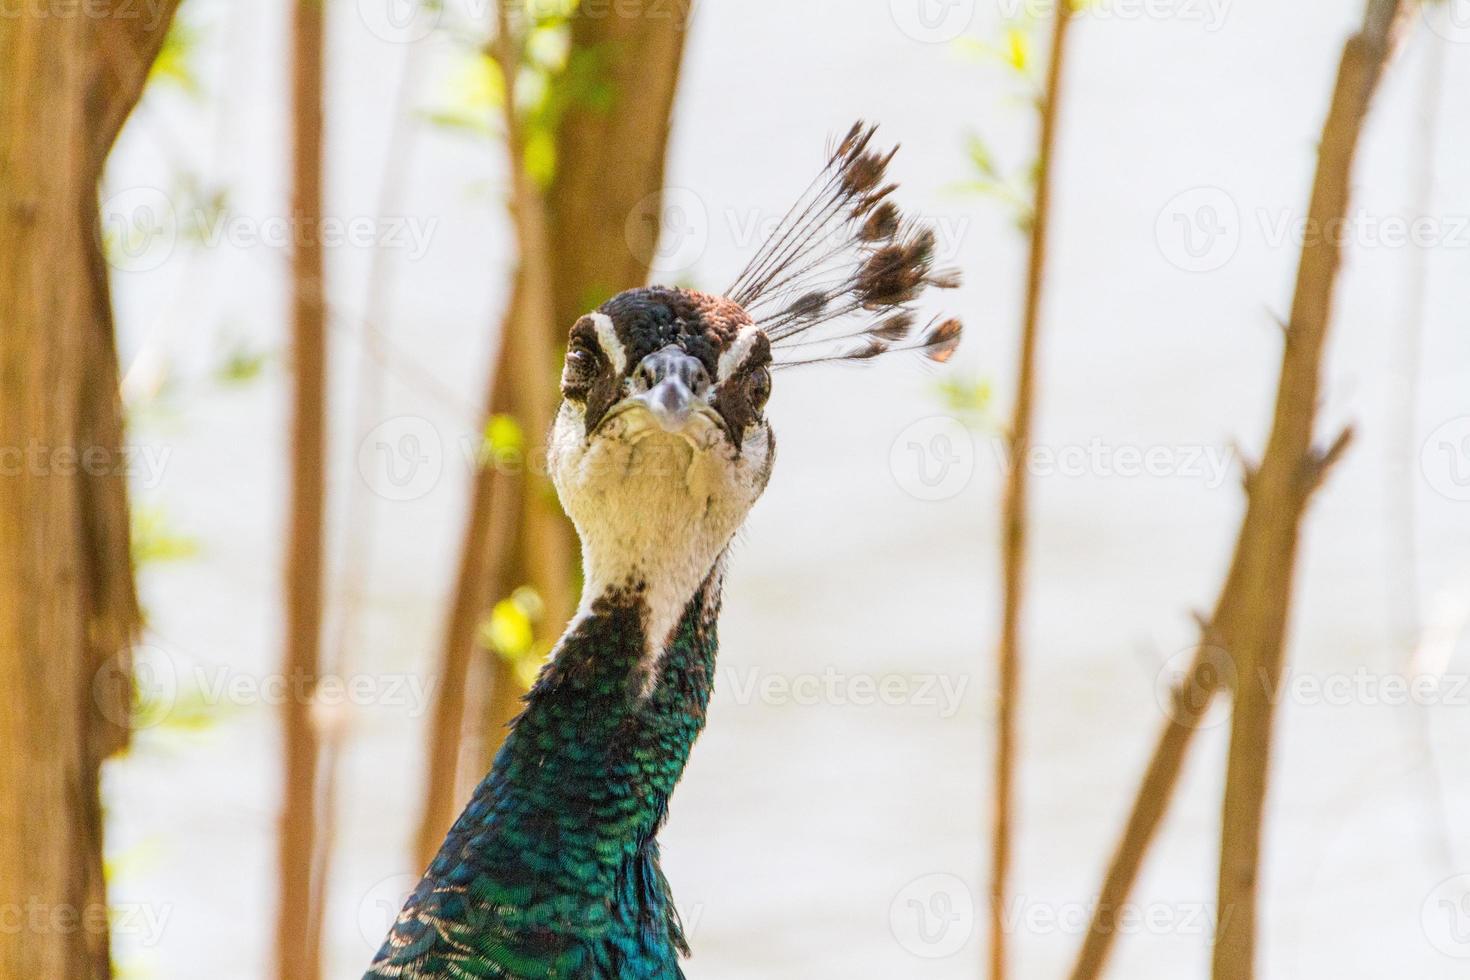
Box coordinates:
[987,436,1234,487]
[888,873,1227,960]
[101,186,439,272]
[889,416,1237,502]
[98,645,439,729]
[0,899,171,946]
[1157,186,1470,272]
[722,667,970,718]
[999,0,1230,30]
[0,0,173,31]
[0,440,170,489]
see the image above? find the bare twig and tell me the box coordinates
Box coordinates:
[275,1,327,978]
[413,300,526,869]
[990,4,1075,979]
[1067,3,1408,978]
[1212,5,1406,976]
[310,32,430,960]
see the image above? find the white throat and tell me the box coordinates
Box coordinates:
[553,416,765,669]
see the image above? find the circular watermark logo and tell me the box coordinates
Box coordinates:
[1421,417,1470,502]
[1155,186,1240,273]
[93,644,179,731]
[890,416,975,501]
[625,186,708,277]
[1422,873,1470,959]
[1424,0,1470,44]
[1153,644,1235,729]
[889,0,976,43]
[356,0,442,44]
[100,187,177,273]
[358,873,420,950]
[358,416,444,502]
[889,873,975,958]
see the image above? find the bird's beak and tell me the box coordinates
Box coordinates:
[629,347,713,435]
[636,376,698,432]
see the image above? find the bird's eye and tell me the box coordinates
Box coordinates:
[747,366,772,412]
[562,338,602,398]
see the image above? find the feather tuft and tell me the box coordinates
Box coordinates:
[783,290,830,320]
[917,317,963,363]
[871,312,917,342]
[860,202,902,242]
[840,147,899,198]
[726,121,964,368]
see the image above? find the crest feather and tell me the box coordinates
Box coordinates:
[724,122,964,369]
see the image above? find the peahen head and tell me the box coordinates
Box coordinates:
[548,288,774,658]
[549,121,963,659]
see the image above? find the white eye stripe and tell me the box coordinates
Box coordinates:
[717,325,762,382]
[588,312,627,376]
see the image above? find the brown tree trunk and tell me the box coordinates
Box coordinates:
[545,0,693,329]
[0,20,96,980]
[413,0,693,869]
[0,2,179,977]
[275,1,328,979]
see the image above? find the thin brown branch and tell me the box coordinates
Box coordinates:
[312,33,429,951]
[1068,640,1226,980]
[1212,4,1404,976]
[490,0,576,684]
[414,320,525,869]
[275,1,327,978]
[989,5,1075,979]
[1068,3,1407,977]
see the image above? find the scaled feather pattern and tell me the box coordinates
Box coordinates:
[364,584,719,980]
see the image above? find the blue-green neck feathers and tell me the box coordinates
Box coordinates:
[366,573,721,979]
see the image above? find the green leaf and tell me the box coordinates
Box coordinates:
[523,127,557,188]
[965,132,1001,180]
[132,507,199,565]
[149,20,201,95]
[464,50,507,110]
[935,376,994,428]
[422,48,504,139]
[420,108,495,137]
[483,413,525,462]
[483,599,535,660]
[1005,26,1030,73]
[525,23,572,73]
[214,332,271,385]
[480,585,548,686]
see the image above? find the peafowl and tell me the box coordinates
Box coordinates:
[366,122,962,979]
